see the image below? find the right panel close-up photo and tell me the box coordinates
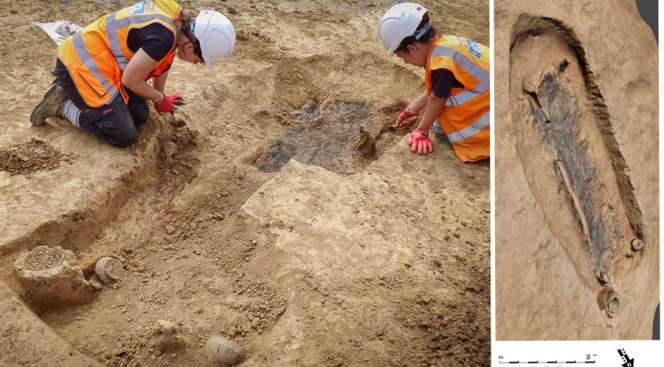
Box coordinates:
[495,0,659,340]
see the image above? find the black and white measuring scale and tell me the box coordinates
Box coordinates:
[497,354,598,366]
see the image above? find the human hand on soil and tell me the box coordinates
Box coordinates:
[406,128,433,155]
[156,94,185,114]
[395,108,418,127]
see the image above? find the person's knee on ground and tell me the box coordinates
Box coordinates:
[77,116,138,148]
[128,97,149,126]
[95,103,138,147]
[107,123,138,148]
[126,88,149,126]
[73,97,138,147]
[131,103,149,126]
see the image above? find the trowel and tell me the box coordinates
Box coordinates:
[355,116,417,158]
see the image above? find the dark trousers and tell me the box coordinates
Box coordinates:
[54,59,149,147]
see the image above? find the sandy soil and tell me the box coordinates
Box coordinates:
[0,0,489,366]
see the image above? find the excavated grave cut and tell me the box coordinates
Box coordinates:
[0,1,491,363]
[247,50,416,176]
[255,99,406,175]
[509,16,645,315]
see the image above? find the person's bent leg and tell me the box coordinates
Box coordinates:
[77,96,137,147]
[53,59,137,147]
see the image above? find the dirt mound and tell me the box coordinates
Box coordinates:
[0,138,72,175]
[18,245,74,272]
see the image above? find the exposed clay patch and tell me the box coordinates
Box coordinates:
[509,16,645,309]
[0,138,73,175]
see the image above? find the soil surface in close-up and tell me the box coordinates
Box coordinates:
[0,0,489,366]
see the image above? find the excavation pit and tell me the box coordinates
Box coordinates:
[255,99,406,174]
[0,1,490,365]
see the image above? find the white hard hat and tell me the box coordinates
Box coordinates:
[194,10,236,67]
[378,3,428,54]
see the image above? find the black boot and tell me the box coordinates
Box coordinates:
[30,84,67,126]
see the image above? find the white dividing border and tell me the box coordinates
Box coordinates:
[490,0,497,358]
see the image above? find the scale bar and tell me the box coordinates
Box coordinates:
[500,362,597,365]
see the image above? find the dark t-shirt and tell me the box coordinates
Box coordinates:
[126,23,174,62]
[430,69,464,98]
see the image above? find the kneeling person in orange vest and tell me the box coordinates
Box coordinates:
[30,0,235,147]
[379,3,490,162]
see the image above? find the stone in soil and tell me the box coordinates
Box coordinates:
[206,336,244,366]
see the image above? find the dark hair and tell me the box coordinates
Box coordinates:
[179,10,203,58]
[395,12,436,53]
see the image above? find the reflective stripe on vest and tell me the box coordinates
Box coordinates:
[445,111,490,144]
[72,32,120,100]
[106,12,177,70]
[425,35,490,162]
[430,46,490,107]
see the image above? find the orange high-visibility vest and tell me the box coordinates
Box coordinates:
[58,0,182,108]
[425,35,490,162]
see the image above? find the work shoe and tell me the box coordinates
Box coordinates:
[30,84,67,126]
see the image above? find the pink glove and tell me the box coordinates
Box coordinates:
[155,94,185,114]
[396,108,418,125]
[406,127,433,155]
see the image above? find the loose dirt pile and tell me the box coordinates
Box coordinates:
[0,0,489,366]
[0,138,73,176]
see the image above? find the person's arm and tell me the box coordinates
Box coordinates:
[407,91,429,113]
[123,51,183,113]
[405,94,445,155]
[152,71,169,94]
[395,91,428,126]
[121,49,163,103]
[417,93,446,132]
[405,69,457,155]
